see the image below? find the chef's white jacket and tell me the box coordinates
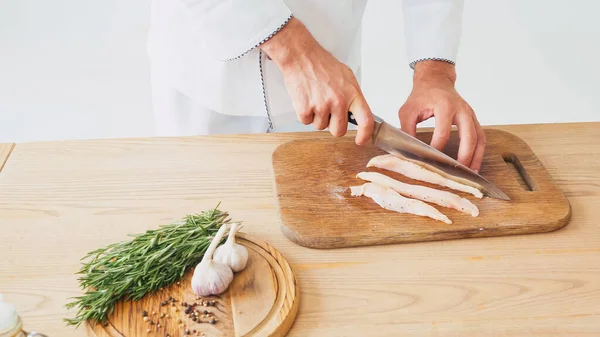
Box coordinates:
[147,0,464,133]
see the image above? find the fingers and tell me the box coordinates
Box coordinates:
[292,89,313,125]
[298,109,314,125]
[328,97,348,137]
[298,109,315,125]
[297,98,349,136]
[312,107,329,131]
[455,111,478,167]
[348,94,374,145]
[430,107,453,151]
[399,105,418,137]
[470,116,486,172]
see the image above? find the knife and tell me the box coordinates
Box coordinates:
[347,111,510,200]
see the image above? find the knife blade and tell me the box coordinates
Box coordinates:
[347,111,510,200]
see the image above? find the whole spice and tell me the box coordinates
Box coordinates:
[191,224,234,296]
[213,222,248,272]
[63,204,230,327]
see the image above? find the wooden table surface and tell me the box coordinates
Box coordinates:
[0,122,599,336]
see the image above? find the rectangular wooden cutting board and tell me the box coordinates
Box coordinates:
[271,129,571,249]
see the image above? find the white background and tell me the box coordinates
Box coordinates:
[0,0,598,143]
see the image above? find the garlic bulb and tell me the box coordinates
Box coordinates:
[191,224,233,296]
[213,222,248,272]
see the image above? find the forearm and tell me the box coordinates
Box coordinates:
[260,17,321,70]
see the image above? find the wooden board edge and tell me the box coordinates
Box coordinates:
[0,143,15,172]
[485,129,574,231]
[281,218,576,250]
[235,233,300,337]
[281,196,574,248]
[84,233,300,337]
[273,191,574,249]
[269,155,332,250]
[271,141,356,250]
[278,221,339,250]
[270,282,300,337]
[270,128,575,249]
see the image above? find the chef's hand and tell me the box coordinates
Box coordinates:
[260,17,374,145]
[399,61,486,172]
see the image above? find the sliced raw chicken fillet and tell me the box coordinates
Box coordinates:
[356,171,479,217]
[367,154,484,199]
[349,182,452,224]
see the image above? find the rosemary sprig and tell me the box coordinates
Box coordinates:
[64,204,230,327]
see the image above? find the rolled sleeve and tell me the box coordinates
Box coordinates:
[403,0,464,69]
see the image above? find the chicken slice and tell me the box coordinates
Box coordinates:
[349,182,452,224]
[356,171,479,217]
[367,154,484,199]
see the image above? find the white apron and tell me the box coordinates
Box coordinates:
[147,0,464,136]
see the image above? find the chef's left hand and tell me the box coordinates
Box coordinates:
[398,60,486,173]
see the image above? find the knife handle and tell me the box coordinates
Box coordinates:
[347,111,358,126]
[327,111,359,125]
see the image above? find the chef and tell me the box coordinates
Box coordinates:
[147,0,485,172]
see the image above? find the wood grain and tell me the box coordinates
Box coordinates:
[0,143,14,172]
[86,233,298,337]
[0,122,598,336]
[272,129,572,248]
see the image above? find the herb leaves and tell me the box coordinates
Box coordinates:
[64,204,230,327]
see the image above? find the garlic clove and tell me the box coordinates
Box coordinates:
[191,224,234,296]
[213,222,249,272]
[191,260,233,296]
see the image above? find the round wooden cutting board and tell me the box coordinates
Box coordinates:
[85,233,299,337]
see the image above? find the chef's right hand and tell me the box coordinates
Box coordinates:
[260,17,374,146]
